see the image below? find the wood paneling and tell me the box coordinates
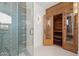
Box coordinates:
[43,15,53,45]
[46,2,73,18]
[74,14,78,53]
[62,13,78,53]
[43,39,53,45]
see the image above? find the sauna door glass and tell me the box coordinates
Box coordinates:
[66,13,74,44]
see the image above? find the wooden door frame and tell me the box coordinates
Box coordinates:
[51,16,54,45]
[74,13,78,53]
[52,13,63,46]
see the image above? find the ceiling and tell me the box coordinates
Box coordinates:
[37,2,59,10]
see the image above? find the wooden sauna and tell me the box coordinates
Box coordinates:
[43,2,78,53]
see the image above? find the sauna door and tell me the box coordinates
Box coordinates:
[62,12,78,53]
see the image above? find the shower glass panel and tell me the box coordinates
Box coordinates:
[26,3,34,56]
[0,2,13,56]
[0,2,19,56]
[11,2,18,56]
[18,2,27,55]
[0,2,34,56]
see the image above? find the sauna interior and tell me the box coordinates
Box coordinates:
[53,13,62,46]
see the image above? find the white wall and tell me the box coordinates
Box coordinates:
[34,3,45,48]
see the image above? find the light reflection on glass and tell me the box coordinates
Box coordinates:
[0,12,11,31]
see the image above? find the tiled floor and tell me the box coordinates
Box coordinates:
[19,51,31,56]
[19,49,31,56]
[34,45,77,56]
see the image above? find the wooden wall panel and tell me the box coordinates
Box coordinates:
[74,14,78,53]
[46,2,73,18]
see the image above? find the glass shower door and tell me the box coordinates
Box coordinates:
[11,3,18,56]
[26,3,34,56]
[0,2,19,56]
[0,2,34,56]
[0,3,12,56]
[18,2,27,55]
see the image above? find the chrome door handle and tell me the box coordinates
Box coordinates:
[30,29,33,35]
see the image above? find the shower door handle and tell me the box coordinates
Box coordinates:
[30,29,33,35]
